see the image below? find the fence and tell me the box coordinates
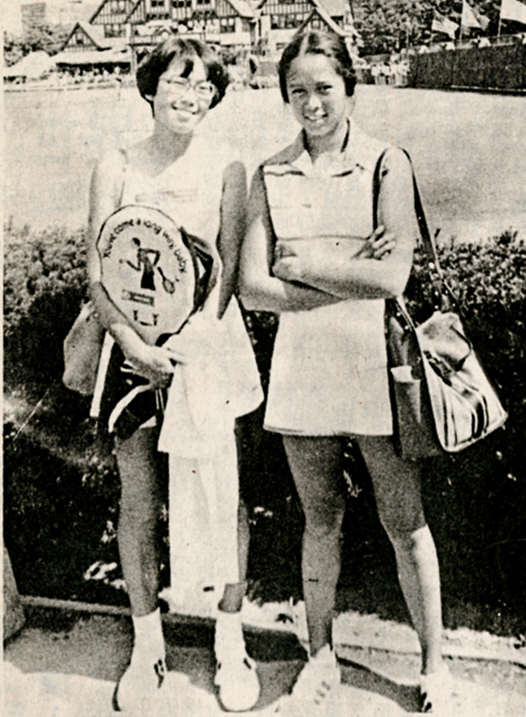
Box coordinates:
[410,42,526,92]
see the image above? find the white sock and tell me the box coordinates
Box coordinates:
[131,608,165,662]
[311,644,336,665]
[215,610,244,658]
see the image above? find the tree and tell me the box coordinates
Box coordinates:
[354,0,433,55]
[3,22,69,66]
[353,0,503,55]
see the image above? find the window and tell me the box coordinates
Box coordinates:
[104,23,125,37]
[220,16,235,32]
[75,31,85,44]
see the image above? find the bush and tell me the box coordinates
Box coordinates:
[4,226,88,394]
[4,227,526,630]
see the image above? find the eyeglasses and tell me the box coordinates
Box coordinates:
[159,76,217,101]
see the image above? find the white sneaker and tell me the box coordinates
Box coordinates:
[419,664,453,714]
[275,645,341,715]
[214,612,260,712]
[113,656,166,713]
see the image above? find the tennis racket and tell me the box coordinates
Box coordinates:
[94,205,215,436]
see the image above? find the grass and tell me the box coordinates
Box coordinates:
[5,84,526,241]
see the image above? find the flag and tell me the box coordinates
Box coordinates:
[461,0,483,28]
[472,5,490,29]
[432,10,459,37]
[500,0,526,24]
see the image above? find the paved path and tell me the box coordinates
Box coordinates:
[4,612,526,716]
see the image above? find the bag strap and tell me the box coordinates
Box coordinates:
[373,147,454,311]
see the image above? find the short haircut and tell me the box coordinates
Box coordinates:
[136,37,229,110]
[278,30,357,102]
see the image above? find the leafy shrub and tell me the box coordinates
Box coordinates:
[4,226,88,394]
[4,227,526,629]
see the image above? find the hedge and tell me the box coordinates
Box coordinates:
[4,226,526,632]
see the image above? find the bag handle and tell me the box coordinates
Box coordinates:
[373,148,455,312]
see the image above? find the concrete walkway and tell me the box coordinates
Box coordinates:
[4,610,526,716]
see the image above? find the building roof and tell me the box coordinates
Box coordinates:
[318,0,346,17]
[90,0,137,23]
[298,3,359,37]
[53,47,132,65]
[225,0,256,18]
[258,0,345,17]
[4,51,55,78]
[61,20,113,51]
[125,0,146,23]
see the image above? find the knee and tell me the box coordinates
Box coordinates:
[377,502,427,545]
[383,520,432,558]
[304,495,346,540]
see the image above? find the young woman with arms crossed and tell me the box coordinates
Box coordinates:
[241,30,449,715]
[87,38,262,713]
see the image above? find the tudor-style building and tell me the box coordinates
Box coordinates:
[86,0,358,64]
[257,0,356,53]
[53,19,132,71]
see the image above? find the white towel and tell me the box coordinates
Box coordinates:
[157,314,240,613]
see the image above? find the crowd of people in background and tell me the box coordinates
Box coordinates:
[369,57,410,86]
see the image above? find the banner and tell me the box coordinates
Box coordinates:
[500,0,526,24]
[432,11,459,37]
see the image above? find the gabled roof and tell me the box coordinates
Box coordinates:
[60,21,112,51]
[318,0,346,17]
[225,0,256,18]
[125,0,147,23]
[296,4,358,37]
[90,0,136,23]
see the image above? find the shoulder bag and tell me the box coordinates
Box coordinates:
[63,300,106,396]
[374,149,507,459]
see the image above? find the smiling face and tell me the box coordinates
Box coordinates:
[286,53,353,143]
[148,55,215,136]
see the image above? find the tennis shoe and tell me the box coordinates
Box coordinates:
[275,645,341,715]
[113,655,166,713]
[419,663,453,714]
[214,612,260,712]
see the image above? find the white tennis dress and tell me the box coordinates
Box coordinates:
[262,122,394,437]
[118,133,263,610]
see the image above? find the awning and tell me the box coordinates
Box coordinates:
[53,48,132,66]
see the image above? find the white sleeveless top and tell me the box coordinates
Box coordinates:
[262,122,393,436]
[119,134,263,419]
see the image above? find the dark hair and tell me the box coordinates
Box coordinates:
[278,30,357,103]
[136,37,229,110]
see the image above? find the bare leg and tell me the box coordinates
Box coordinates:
[219,499,250,613]
[283,435,346,657]
[214,460,259,711]
[356,435,443,675]
[115,427,164,617]
[113,427,167,711]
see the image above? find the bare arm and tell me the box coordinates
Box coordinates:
[87,151,180,385]
[216,160,247,319]
[272,148,417,300]
[239,168,341,313]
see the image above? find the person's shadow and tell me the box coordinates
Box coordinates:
[339,656,419,713]
[6,609,421,714]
